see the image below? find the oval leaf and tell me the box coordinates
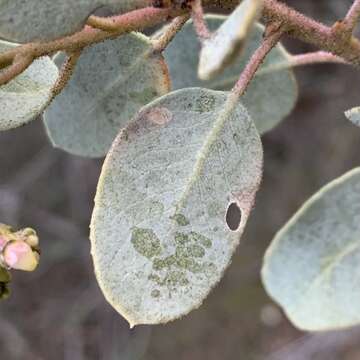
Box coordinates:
[44,33,170,158]
[163,16,298,135]
[262,168,360,331]
[90,88,263,326]
[198,0,263,80]
[0,0,150,43]
[345,107,360,127]
[0,41,58,131]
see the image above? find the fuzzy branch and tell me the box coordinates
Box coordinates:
[191,0,211,41]
[51,50,82,98]
[343,0,360,35]
[152,14,190,52]
[289,51,347,68]
[0,6,183,85]
[230,23,284,101]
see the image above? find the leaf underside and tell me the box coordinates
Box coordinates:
[163,15,298,135]
[262,168,360,331]
[0,0,150,43]
[90,88,263,326]
[0,40,58,131]
[44,33,170,158]
[198,0,262,80]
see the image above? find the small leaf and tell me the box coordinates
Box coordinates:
[0,0,151,43]
[163,16,298,135]
[198,0,263,80]
[90,88,263,326]
[0,41,58,131]
[44,33,170,158]
[262,168,360,331]
[345,107,360,127]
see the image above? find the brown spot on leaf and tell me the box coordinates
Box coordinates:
[146,107,173,125]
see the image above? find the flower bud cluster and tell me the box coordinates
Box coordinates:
[0,224,40,272]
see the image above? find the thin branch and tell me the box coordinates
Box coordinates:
[230,23,284,102]
[289,51,347,67]
[260,0,360,65]
[152,14,190,52]
[0,7,182,85]
[87,15,129,32]
[0,55,33,86]
[343,0,360,34]
[51,50,82,99]
[191,0,211,42]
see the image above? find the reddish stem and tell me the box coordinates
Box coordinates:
[191,0,211,41]
[343,0,360,34]
[231,25,284,100]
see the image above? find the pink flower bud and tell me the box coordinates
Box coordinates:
[3,241,39,272]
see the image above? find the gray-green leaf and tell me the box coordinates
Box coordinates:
[90,88,263,326]
[0,0,150,43]
[262,168,360,331]
[43,33,170,158]
[0,41,58,131]
[345,107,360,127]
[163,16,298,135]
[198,0,262,80]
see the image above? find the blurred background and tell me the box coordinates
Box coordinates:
[1,0,360,359]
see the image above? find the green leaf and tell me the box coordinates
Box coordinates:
[163,16,298,135]
[0,0,150,43]
[345,107,360,127]
[0,41,58,131]
[262,168,360,331]
[43,33,170,158]
[198,0,262,80]
[90,88,263,326]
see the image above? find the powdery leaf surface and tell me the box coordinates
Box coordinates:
[0,0,150,43]
[345,107,360,127]
[198,0,263,80]
[44,33,170,158]
[90,88,263,326]
[0,40,58,131]
[163,16,297,135]
[262,168,360,331]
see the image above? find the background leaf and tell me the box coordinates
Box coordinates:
[0,0,150,43]
[163,16,298,135]
[44,33,170,158]
[0,40,58,131]
[198,0,262,80]
[90,87,263,326]
[262,168,360,331]
[345,107,360,127]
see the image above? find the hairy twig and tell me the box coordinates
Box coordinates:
[289,51,347,67]
[0,7,182,85]
[152,14,190,52]
[260,0,360,65]
[343,0,360,35]
[230,23,284,102]
[191,0,211,41]
[0,55,33,86]
[51,50,82,98]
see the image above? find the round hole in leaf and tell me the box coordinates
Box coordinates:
[226,202,242,231]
